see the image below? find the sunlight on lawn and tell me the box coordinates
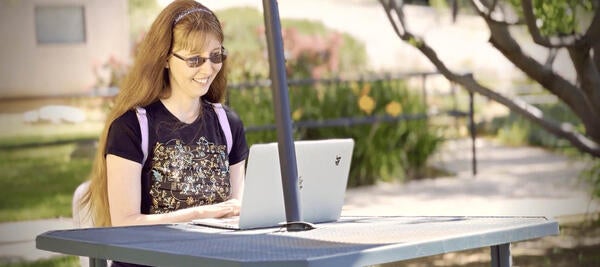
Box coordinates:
[0,144,92,222]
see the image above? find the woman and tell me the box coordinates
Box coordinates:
[82,0,247,231]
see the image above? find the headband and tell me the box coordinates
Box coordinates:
[173,8,213,25]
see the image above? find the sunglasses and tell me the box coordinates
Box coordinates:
[171,47,227,68]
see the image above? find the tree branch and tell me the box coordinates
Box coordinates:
[594,42,600,74]
[457,75,600,157]
[471,0,521,25]
[379,0,600,157]
[484,18,600,132]
[452,0,459,23]
[567,46,600,137]
[544,48,558,68]
[379,0,405,39]
[489,0,499,16]
[380,0,454,76]
[582,3,600,47]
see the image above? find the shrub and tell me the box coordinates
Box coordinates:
[581,159,600,199]
[228,78,442,187]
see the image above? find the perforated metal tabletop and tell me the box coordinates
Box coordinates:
[36,216,558,267]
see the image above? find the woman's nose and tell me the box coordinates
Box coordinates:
[198,60,216,73]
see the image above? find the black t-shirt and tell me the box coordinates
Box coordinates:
[106,100,249,215]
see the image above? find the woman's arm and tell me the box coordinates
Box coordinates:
[106,154,236,226]
[229,160,245,200]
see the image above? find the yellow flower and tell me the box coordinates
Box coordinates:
[292,108,303,120]
[385,101,403,117]
[358,95,376,115]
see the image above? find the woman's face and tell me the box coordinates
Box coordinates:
[167,33,223,100]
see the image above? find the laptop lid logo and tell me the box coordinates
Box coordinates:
[335,155,341,166]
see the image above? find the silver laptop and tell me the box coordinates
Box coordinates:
[191,138,354,230]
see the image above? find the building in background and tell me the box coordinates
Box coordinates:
[0,0,129,99]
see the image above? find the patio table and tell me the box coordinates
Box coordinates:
[36,216,558,267]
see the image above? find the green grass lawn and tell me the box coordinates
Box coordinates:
[0,143,93,222]
[0,117,98,266]
[0,256,79,267]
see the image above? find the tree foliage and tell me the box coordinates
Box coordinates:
[509,0,594,35]
[379,0,600,157]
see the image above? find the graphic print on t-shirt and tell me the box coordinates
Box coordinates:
[149,136,230,214]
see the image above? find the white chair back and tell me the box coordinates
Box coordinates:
[72,181,92,267]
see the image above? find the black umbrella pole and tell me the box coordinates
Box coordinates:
[262,0,312,231]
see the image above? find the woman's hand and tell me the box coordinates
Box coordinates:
[195,199,241,219]
[215,198,241,217]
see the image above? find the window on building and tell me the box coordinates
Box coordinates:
[35,5,86,44]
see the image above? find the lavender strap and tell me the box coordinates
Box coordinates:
[211,103,233,155]
[134,107,149,165]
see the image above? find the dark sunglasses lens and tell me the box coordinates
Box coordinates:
[209,53,223,64]
[187,56,207,68]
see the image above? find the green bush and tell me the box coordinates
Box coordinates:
[582,159,600,199]
[229,78,442,187]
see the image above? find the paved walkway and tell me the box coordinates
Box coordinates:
[344,138,600,217]
[1,138,598,263]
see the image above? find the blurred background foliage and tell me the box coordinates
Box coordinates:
[4,1,597,223]
[2,1,598,266]
[229,79,442,187]
[129,5,440,186]
[507,0,594,35]
[126,4,368,81]
[217,7,440,186]
[0,4,441,223]
[487,101,600,199]
[217,7,368,81]
[478,76,600,199]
